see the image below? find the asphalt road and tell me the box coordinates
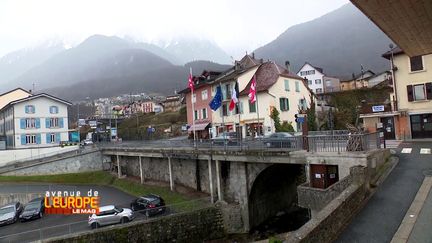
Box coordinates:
[335,141,432,243]
[0,184,140,243]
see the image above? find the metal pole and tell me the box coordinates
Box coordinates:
[77,103,80,142]
[116,154,121,178]
[255,75,261,137]
[190,68,197,148]
[215,160,223,201]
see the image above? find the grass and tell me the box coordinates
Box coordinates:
[0,171,207,212]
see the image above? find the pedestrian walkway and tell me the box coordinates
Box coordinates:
[386,140,403,149]
[407,178,432,243]
[336,141,432,243]
[391,176,432,242]
[399,147,431,155]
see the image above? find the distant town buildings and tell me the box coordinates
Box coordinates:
[0,89,71,149]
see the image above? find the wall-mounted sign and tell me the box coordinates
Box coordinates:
[372,105,385,112]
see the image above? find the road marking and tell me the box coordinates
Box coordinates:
[401,148,412,154]
[420,148,431,154]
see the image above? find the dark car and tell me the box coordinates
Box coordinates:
[19,197,45,222]
[130,194,166,217]
[0,202,23,226]
[263,132,296,148]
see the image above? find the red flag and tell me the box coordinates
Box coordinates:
[248,76,256,103]
[188,71,194,92]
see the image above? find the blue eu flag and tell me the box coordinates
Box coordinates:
[209,86,223,111]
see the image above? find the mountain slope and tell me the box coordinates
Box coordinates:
[254,3,393,78]
[0,43,65,85]
[184,60,231,75]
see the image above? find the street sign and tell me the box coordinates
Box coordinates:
[297,117,305,123]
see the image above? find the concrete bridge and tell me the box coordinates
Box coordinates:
[100,142,389,232]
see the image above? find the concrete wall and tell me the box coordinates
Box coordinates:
[46,207,225,243]
[0,193,44,206]
[298,174,352,212]
[0,146,78,167]
[2,150,109,176]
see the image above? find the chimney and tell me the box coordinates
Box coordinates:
[285,61,290,73]
[252,52,255,59]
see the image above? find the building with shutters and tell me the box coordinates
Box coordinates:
[0,91,71,149]
[297,62,341,93]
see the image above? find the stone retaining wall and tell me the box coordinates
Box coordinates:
[45,207,225,243]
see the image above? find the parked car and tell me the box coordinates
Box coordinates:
[211,132,239,145]
[0,202,23,226]
[81,139,94,146]
[130,194,166,217]
[19,197,45,222]
[263,132,296,148]
[88,205,134,229]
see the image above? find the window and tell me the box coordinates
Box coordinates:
[410,56,424,72]
[202,108,207,119]
[308,80,312,85]
[249,100,256,113]
[192,94,196,103]
[49,118,59,128]
[315,79,322,84]
[225,84,231,100]
[222,104,228,116]
[300,70,315,76]
[49,106,59,114]
[50,133,56,143]
[279,98,289,111]
[237,102,244,114]
[25,118,36,128]
[295,81,300,92]
[25,105,35,114]
[25,134,36,144]
[201,90,208,100]
[325,80,332,87]
[194,110,198,120]
[316,88,323,93]
[299,99,307,110]
[284,80,290,91]
[414,84,426,100]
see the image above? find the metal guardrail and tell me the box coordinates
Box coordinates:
[0,197,211,243]
[307,132,381,153]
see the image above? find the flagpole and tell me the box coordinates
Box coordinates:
[220,82,226,150]
[190,67,197,148]
[255,75,261,138]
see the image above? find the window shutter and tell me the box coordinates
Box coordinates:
[407,85,414,102]
[426,82,432,100]
[286,98,290,111]
[59,118,64,128]
[36,134,41,144]
[21,135,26,145]
[279,98,284,110]
[56,133,61,143]
[35,118,41,128]
[25,106,29,113]
[46,133,51,143]
[46,118,50,128]
[20,119,26,129]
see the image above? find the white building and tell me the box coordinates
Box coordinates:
[297,62,341,93]
[0,92,71,149]
[211,56,313,138]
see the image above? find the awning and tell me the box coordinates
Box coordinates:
[188,123,210,132]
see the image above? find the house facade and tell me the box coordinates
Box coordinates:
[163,94,183,112]
[212,58,312,138]
[297,62,340,93]
[0,93,71,149]
[360,47,432,139]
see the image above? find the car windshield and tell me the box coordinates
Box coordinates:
[114,206,124,213]
[25,203,39,211]
[0,206,14,214]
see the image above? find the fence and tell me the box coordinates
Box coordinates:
[307,132,381,153]
[0,197,211,243]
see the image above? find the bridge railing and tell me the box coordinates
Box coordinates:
[307,132,381,153]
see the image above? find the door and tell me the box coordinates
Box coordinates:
[310,164,326,189]
[380,117,395,140]
[411,114,432,139]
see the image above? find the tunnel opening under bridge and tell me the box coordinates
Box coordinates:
[248,164,309,236]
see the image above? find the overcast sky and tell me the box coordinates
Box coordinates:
[0,0,349,58]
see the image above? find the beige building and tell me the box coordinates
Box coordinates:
[211,57,312,138]
[361,47,432,139]
[0,88,32,110]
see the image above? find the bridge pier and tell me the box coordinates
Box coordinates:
[139,156,144,184]
[168,157,174,191]
[208,158,214,203]
[116,154,121,178]
[215,160,223,201]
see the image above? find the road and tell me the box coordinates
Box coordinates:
[335,141,432,243]
[0,184,140,243]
